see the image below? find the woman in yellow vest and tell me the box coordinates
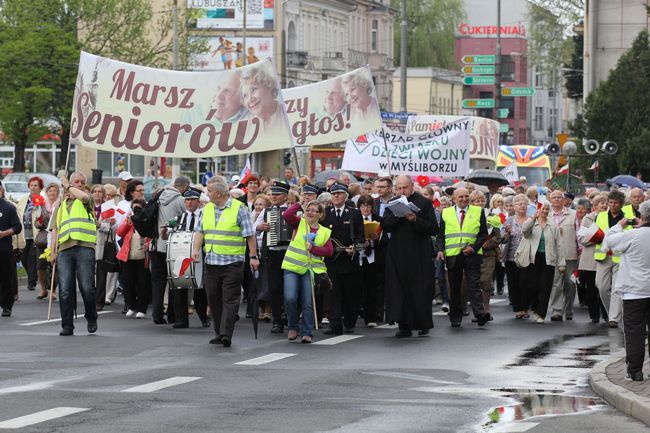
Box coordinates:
[281,200,333,343]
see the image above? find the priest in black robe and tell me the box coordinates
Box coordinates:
[381,175,439,337]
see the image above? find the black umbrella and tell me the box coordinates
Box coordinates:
[313,170,358,188]
[467,169,509,187]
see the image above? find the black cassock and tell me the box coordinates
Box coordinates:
[381,192,438,330]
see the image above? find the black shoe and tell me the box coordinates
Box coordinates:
[87,322,97,333]
[153,318,167,325]
[172,322,189,329]
[550,314,563,322]
[395,329,413,338]
[451,321,461,328]
[626,371,644,382]
[201,319,212,328]
[591,318,600,324]
[122,305,128,314]
[1,308,11,317]
[27,285,35,291]
[271,324,284,334]
[220,335,232,347]
[343,328,354,334]
[59,327,73,336]
[418,329,429,336]
[322,328,343,336]
[497,289,504,295]
[477,313,490,327]
[209,336,222,345]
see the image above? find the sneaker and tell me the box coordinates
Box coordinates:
[287,330,298,341]
[608,321,618,328]
[441,303,449,313]
[135,312,146,319]
[321,317,330,325]
[367,322,377,328]
[536,317,544,324]
[301,335,312,344]
[626,371,644,382]
[531,312,540,321]
[125,309,136,317]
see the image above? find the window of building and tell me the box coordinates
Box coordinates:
[549,107,558,134]
[534,107,543,130]
[500,55,515,82]
[534,67,544,88]
[97,150,145,177]
[501,96,515,119]
[371,19,378,52]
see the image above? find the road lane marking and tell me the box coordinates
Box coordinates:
[122,376,201,393]
[490,298,507,305]
[492,422,539,432]
[361,371,459,385]
[234,353,296,366]
[312,335,363,345]
[0,407,89,429]
[20,311,113,326]
[376,323,398,329]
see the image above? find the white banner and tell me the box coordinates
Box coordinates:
[499,161,519,183]
[341,120,471,176]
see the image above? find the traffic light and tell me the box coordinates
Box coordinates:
[283,151,292,166]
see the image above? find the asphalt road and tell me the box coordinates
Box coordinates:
[1,287,648,433]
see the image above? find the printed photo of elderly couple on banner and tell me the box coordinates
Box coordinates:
[69,51,382,157]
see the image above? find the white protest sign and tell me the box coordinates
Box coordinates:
[341,119,471,176]
[499,161,519,183]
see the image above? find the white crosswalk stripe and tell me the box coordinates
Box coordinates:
[122,376,202,393]
[312,335,363,345]
[20,311,113,326]
[0,407,89,429]
[235,353,296,366]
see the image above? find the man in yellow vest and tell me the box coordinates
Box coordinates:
[51,172,98,336]
[192,176,259,347]
[595,190,636,328]
[436,187,490,327]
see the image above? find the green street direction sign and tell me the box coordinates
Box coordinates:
[461,54,496,64]
[461,65,496,75]
[501,87,536,97]
[499,123,509,133]
[462,75,496,85]
[462,99,495,109]
[497,108,509,118]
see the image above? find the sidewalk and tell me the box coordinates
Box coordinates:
[589,349,650,426]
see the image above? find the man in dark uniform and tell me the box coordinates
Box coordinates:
[0,181,22,317]
[171,188,210,329]
[255,181,291,334]
[321,183,365,335]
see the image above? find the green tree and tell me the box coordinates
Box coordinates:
[564,28,583,99]
[582,31,650,179]
[0,0,207,173]
[392,0,466,69]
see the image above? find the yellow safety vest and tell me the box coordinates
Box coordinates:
[56,199,96,245]
[281,219,331,275]
[442,205,483,256]
[202,200,246,255]
[594,208,634,263]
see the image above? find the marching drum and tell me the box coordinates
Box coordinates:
[166,231,203,290]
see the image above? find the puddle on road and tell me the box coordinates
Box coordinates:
[484,389,605,429]
[506,333,611,368]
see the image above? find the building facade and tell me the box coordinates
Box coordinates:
[583,0,650,100]
[391,67,463,117]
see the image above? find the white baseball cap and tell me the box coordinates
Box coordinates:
[118,171,134,181]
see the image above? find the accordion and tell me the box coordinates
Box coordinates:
[266,207,291,247]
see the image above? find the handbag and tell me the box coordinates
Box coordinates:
[101,230,120,273]
[34,229,48,248]
[514,236,532,268]
[313,272,332,294]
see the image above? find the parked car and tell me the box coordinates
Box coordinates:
[3,172,61,187]
[3,181,30,203]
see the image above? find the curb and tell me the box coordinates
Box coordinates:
[589,349,650,426]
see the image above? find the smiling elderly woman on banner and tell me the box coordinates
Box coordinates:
[241,61,285,135]
[342,70,380,123]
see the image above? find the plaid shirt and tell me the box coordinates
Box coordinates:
[199,198,254,266]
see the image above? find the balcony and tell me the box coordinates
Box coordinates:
[287,51,308,67]
[348,49,368,67]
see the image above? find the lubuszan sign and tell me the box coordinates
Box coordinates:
[341,120,471,176]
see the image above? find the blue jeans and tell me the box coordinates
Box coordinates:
[57,246,97,329]
[283,270,314,337]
